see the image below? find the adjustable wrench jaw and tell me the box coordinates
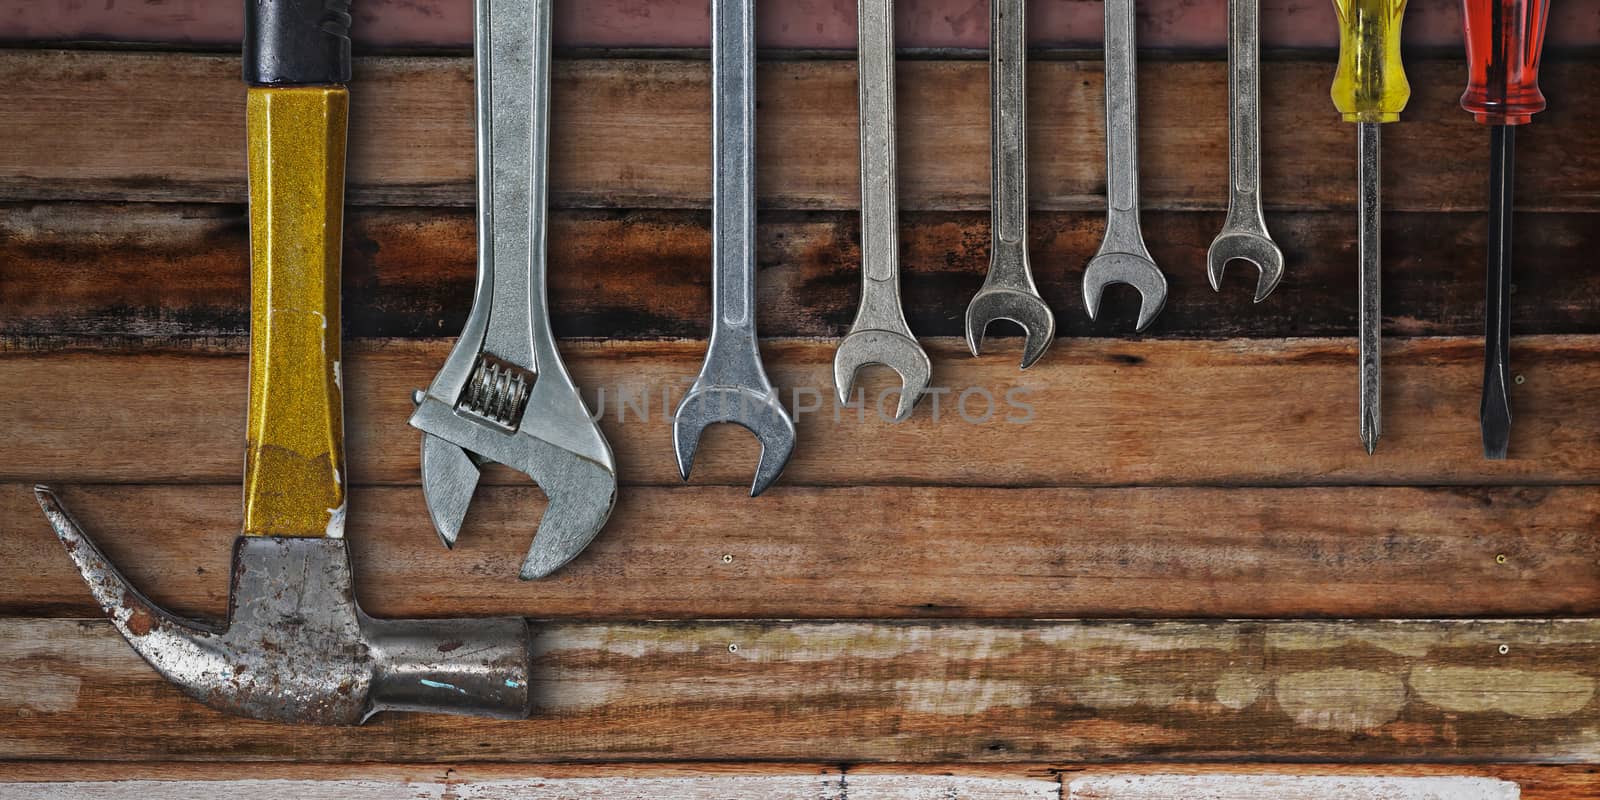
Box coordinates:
[411,348,617,580]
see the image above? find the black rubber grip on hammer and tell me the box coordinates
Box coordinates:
[244,0,353,86]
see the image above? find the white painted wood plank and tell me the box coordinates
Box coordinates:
[0,774,1059,800]
[1068,775,1520,800]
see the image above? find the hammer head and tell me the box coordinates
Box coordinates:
[38,487,531,725]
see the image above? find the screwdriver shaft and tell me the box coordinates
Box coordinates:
[1358,122,1382,454]
[1482,123,1515,459]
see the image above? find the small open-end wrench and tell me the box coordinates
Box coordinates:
[1084,0,1169,332]
[1207,0,1285,302]
[834,0,930,421]
[673,0,796,496]
[965,0,1056,370]
[410,0,617,580]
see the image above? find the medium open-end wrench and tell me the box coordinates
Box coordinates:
[834,0,930,421]
[673,0,796,496]
[965,0,1056,370]
[1084,0,1169,331]
[1207,0,1285,302]
[410,0,616,579]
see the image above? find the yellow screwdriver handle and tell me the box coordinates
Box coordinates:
[1331,0,1412,123]
[242,87,349,538]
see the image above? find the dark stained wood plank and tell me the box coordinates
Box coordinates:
[10,0,1599,50]
[6,203,1600,344]
[3,51,1598,212]
[8,483,1596,620]
[4,338,1598,488]
[6,617,1600,762]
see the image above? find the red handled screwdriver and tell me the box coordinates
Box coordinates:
[1460,0,1550,458]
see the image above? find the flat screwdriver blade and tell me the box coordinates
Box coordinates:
[1481,124,1515,459]
[1358,122,1382,455]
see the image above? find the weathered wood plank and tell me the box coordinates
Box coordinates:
[7,203,1600,343]
[4,51,1598,212]
[1066,775,1518,799]
[9,763,1599,800]
[0,772,1543,800]
[0,772,1056,800]
[10,0,1599,50]
[3,338,1598,488]
[8,483,1595,620]
[5,617,1600,762]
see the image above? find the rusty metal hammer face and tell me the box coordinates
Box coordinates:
[35,2,531,725]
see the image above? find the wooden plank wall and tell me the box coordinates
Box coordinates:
[4,0,1600,795]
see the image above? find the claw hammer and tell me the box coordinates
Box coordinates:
[35,0,532,725]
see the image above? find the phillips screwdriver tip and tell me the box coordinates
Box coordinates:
[1360,409,1380,455]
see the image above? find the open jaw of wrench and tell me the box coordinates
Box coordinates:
[1206,0,1285,302]
[410,0,616,580]
[965,0,1056,369]
[1084,0,1169,332]
[835,0,930,421]
[674,0,796,496]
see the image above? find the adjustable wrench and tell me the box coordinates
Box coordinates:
[673,0,796,496]
[411,0,617,579]
[1206,0,1285,302]
[1083,0,1169,331]
[965,0,1056,369]
[834,0,930,421]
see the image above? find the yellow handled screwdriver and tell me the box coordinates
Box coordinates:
[1331,0,1410,454]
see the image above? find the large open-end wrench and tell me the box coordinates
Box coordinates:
[1206,0,1285,302]
[411,0,616,580]
[834,0,930,421]
[965,0,1056,370]
[1083,0,1169,331]
[673,0,796,496]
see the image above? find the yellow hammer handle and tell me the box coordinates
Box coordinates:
[243,87,349,538]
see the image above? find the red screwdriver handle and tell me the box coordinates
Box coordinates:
[1460,0,1550,125]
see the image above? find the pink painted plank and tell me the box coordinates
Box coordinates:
[5,0,1594,51]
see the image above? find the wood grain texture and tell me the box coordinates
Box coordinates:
[6,617,1600,762]
[7,764,1600,800]
[9,0,1599,50]
[4,51,1598,212]
[4,338,1599,488]
[8,483,1596,620]
[1066,774,1518,799]
[7,203,1600,344]
[0,772,1055,800]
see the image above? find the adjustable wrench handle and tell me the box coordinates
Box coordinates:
[476,0,544,372]
[242,48,349,539]
[709,0,761,362]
